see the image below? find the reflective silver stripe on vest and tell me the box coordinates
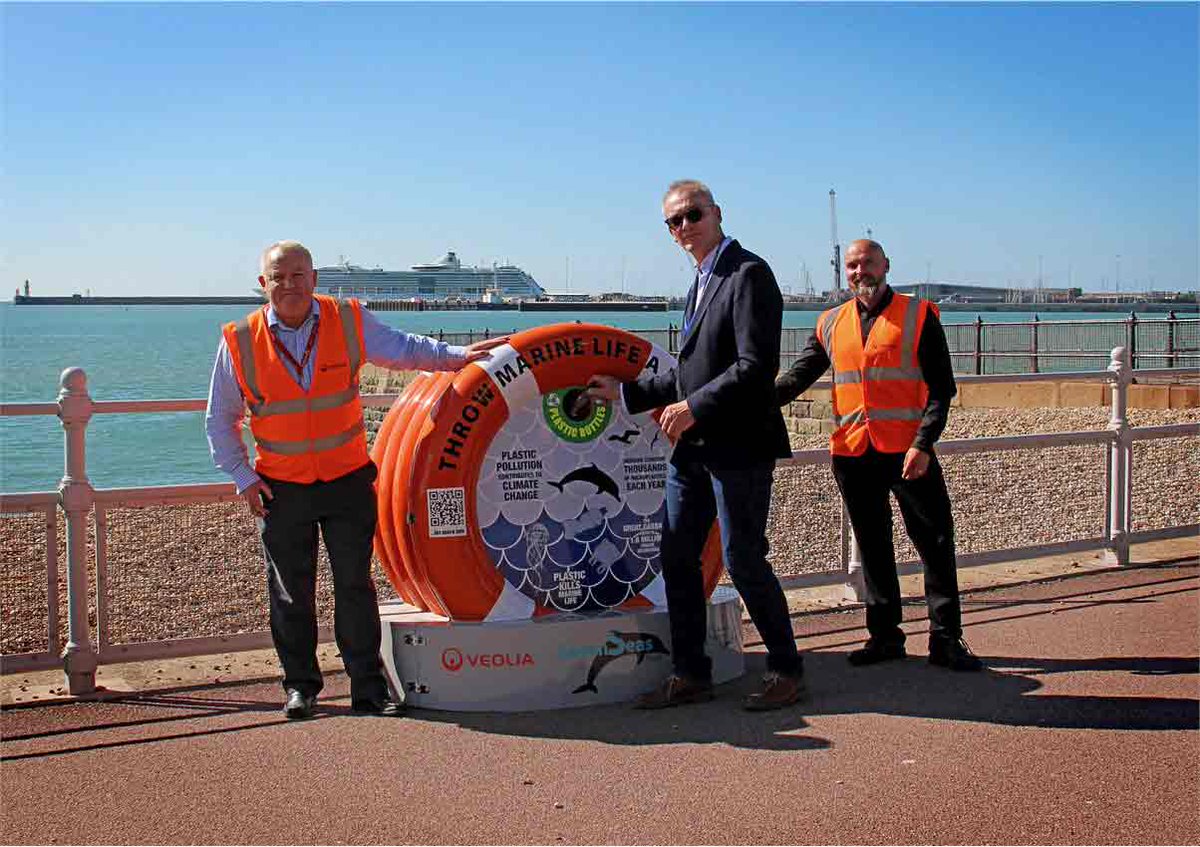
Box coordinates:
[248,386,361,419]
[898,295,922,373]
[862,365,923,382]
[336,299,362,376]
[835,406,924,427]
[866,407,924,422]
[233,318,266,408]
[254,420,366,456]
[823,306,851,382]
[819,308,840,350]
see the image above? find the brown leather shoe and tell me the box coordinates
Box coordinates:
[634,673,714,710]
[742,671,806,711]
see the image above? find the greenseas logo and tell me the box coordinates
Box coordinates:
[543,388,612,443]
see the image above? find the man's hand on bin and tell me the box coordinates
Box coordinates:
[584,375,621,401]
[461,335,509,364]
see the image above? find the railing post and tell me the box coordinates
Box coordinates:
[841,504,866,601]
[57,367,97,694]
[973,315,983,375]
[1031,314,1039,373]
[1104,347,1132,567]
[1126,312,1138,370]
[668,323,678,355]
[1166,310,1176,369]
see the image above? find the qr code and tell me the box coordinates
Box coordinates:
[427,487,467,537]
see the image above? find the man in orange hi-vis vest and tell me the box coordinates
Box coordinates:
[776,239,982,672]
[205,240,505,720]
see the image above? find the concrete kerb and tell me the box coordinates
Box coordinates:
[3,535,1195,710]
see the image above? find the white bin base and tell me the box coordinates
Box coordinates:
[380,586,744,711]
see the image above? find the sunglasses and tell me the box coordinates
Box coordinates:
[664,205,710,231]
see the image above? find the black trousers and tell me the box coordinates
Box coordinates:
[831,447,962,645]
[661,448,802,680]
[259,462,388,701]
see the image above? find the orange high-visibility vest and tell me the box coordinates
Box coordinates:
[223,294,369,483]
[816,292,934,456]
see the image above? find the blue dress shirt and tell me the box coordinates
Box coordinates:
[691,235,732,316]
[625,235,733,410]
[205,299,468,493]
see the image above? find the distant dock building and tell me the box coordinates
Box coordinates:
[315,252,545,303]
[893,281,1079,304]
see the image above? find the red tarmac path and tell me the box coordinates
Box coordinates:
[2,562,1197,845]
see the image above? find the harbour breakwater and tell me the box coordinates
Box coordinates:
[12,295,264,306]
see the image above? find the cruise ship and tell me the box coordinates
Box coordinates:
[315,251,545,302]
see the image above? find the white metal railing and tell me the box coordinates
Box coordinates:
[1,348,1196,694]
[0,492,61,673]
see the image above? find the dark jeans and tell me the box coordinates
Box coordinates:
[258,462,389,701]
[831,447,962,646]
[660,447,802,680]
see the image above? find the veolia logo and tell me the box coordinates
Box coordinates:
[441,647,536,672]
[441,648,464,672]
[543,387,611,443]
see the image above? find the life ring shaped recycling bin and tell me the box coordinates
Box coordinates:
[370,323,744,710]
[373,323,724,620]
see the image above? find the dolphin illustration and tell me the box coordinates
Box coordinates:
[607,428,640,444]
[547,463,620,500]
[572,631,670,694]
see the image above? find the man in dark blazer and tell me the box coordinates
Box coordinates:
[587,180,804,710]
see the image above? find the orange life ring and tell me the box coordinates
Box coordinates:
[369,376,413,602]
[373,323,724,621]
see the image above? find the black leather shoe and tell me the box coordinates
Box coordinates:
[742,671,806,711]
[351,696,404,717]
[848,640,907,666]
[928,637,983,672]
[634,674,714,710]
[284,689,316,720]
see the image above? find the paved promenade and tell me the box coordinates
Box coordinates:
[3,560,1197,845]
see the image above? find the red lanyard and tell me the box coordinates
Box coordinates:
[267,307,319,376]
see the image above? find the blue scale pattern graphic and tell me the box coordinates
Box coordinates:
[480,502,664,613]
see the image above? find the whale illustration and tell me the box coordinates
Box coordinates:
[607,428,640,444]
[572,631,671,695]
[547,464,620,500]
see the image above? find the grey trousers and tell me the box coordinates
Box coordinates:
[258,462,389,701]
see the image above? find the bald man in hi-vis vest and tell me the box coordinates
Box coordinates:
[776,239,982,672]
[206,240,504,720]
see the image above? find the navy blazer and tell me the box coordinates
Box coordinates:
[624,240,792,463]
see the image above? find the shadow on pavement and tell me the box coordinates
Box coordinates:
[799,651,1199,731]
[421,662,833,752]
[424,650,1198,747]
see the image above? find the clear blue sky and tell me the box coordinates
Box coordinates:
[3,2,1197,298]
